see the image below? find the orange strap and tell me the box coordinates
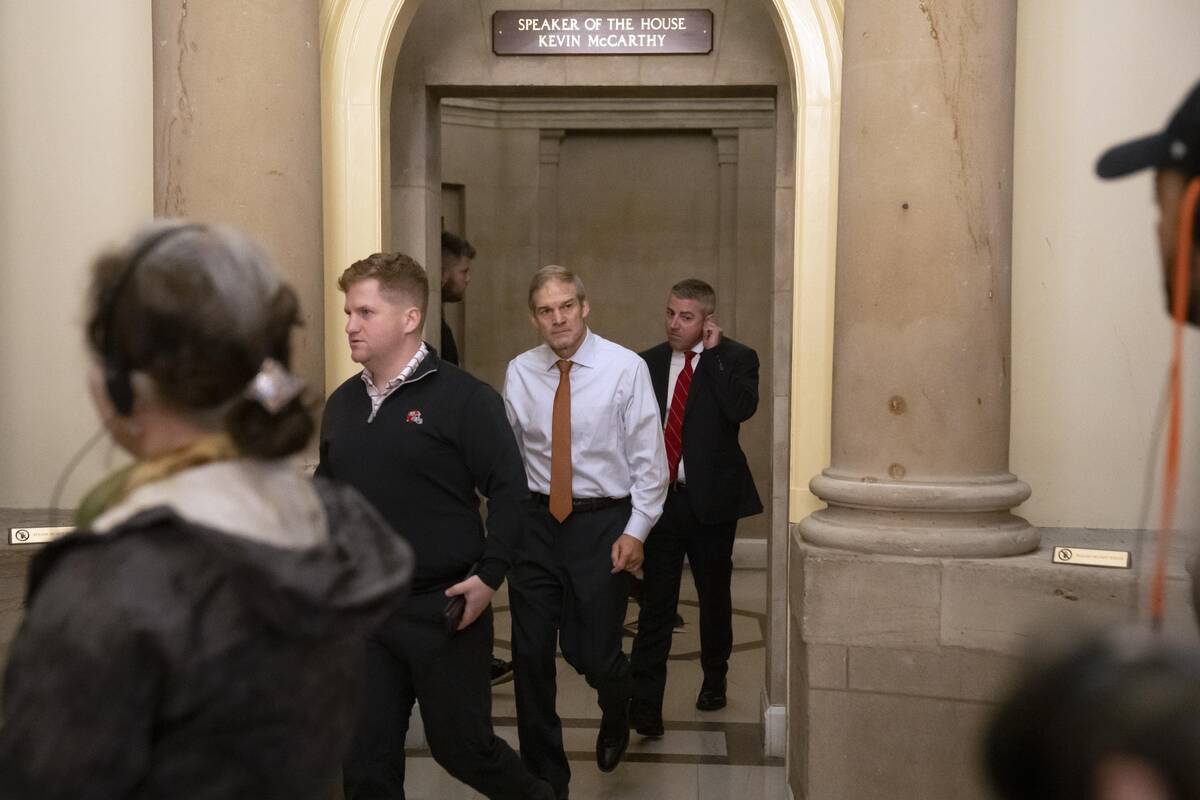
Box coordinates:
[1149,176,1200,629]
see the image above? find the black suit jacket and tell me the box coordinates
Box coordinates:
[641,337,763,525]
[440,316,460,366]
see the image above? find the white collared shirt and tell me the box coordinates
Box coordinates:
[666,340,704,484]
[503,329,668,541]
[361,343,429,422]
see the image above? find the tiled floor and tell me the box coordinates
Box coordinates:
[403,568,785,799]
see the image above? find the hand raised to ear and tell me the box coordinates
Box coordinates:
[702,317,722,349]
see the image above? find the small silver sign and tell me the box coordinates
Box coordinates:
[9,526,74,546]
[1052,546,1131,569]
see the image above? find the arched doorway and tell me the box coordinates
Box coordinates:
[318,0,842,765]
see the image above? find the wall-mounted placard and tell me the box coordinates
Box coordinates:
[1051,546,1131,569]
[9,526,73,546]
[493,10,713,56]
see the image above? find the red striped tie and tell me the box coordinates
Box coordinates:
[664,351,694,484]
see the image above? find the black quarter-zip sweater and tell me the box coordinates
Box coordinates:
[316,348,527,594]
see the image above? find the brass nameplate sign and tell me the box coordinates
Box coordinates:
[9,526,73,546]
[493,10,713,56]
[1052,546,1131,569]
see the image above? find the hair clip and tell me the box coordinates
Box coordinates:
[244,358,305,414]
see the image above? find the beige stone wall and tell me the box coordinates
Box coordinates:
[0,1,152,507]
[153,0,325,408]
[0,2,327,508]
[441,124,542,389]
[556,132,722,352]
[1010,1,1200,529]
[789,527,1198,798]
[382,0,792,346]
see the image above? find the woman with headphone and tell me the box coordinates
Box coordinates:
[0,221,412,799]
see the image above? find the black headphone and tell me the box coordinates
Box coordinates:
[100,224,204,416]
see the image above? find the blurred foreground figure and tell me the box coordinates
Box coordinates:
[0,222,412,799]
[1099,84,1200,622]
[985,631,1200,800]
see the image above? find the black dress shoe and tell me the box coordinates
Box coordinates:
[596,702,631,772]
[695,683,727,711]
[490,657,513,685]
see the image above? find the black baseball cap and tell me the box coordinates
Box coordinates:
[1097,80,1200,179]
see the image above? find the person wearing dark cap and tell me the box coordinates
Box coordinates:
[1097,80,1200,325]
[985,630,1200,800]
[1098,81,1200,633]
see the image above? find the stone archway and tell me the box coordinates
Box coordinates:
[318,0,843,759]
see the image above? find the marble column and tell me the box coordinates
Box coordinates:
[713,128,739,337]
[387,82,442,350]
[799,0,1037,557]
[538,129,566,266]
[152,1,324,397]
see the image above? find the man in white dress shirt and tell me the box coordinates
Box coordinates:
[503,266,668,798]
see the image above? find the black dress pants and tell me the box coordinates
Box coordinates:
[630,486,737,717]
[509,499,634,798]
[342,588,553,800]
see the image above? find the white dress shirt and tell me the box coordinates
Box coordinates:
[504,329,668,541]
[666,340,704,484]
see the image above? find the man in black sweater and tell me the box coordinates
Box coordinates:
[317,252,552,800]
[440,230,515,686]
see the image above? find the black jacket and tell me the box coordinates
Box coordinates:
[316,347,527,594]
[641,337,763,524]
[440,316,460,366]
[0,468,412,800]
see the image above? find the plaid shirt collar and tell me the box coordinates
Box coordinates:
[361,342,430,422]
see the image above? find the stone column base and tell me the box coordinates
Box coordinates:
[801,471,1039,558]
[787,525,1195,800]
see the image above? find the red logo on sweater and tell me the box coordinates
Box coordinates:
[406,410,424,425]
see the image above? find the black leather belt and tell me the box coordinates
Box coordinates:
[531,493,628,513]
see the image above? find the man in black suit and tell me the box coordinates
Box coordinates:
[440,231,474,368]
[629,279,762,736]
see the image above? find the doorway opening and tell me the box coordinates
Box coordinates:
[320,0,845,766]
[430,82,781,752]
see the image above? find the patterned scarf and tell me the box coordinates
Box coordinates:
[74,433,240,529]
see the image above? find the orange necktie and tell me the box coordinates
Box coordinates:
[549,359,573,523]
